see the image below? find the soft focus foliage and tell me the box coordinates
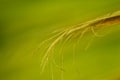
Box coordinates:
[0,0,120,80]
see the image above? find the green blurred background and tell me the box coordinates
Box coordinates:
[0,0,120,80]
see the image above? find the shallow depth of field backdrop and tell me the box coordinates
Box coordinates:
[1,0,120,80]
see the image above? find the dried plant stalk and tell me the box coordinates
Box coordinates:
[40,10,120,72]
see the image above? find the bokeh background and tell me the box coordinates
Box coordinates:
[0,0,120,80]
